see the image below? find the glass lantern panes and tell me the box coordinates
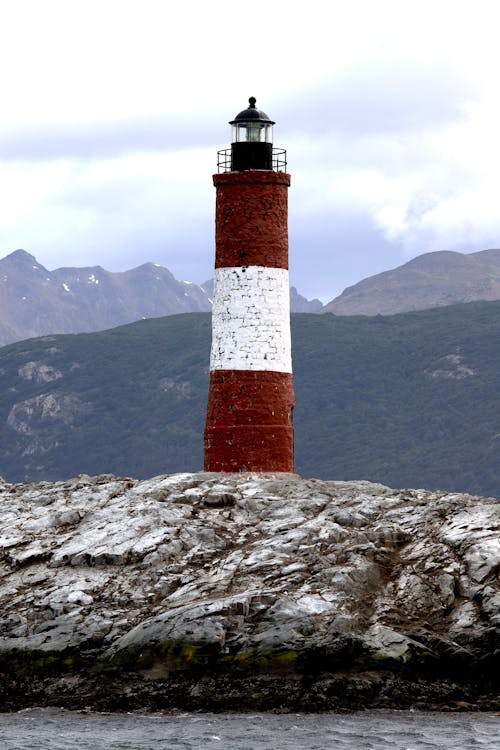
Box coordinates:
[231,122,273,143]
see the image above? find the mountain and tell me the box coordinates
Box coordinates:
[0,249,211,346]
[0,250,322,345]
[0,303,499,497]
[323,248,500,315]
[290,285,323,312]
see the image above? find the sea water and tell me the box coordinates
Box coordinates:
[0,708,498,750]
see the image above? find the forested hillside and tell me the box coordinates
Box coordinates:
[0,303,498,497]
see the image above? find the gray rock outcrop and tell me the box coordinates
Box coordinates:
[0,472,498,711]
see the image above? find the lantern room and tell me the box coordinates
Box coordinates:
[229,97,275,171]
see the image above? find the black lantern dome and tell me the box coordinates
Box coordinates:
[229,97,274,171]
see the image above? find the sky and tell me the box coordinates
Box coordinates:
[1,0,500,302]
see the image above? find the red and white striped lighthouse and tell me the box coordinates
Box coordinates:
[204,97,294,472]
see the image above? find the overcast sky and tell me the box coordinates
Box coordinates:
[1,0,500,301]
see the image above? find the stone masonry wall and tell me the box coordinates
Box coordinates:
[213,171,290,269]
[210,266,292,373]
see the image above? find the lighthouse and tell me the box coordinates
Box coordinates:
[204,98,294,472]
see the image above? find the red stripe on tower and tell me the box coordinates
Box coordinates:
[204,98,294,472]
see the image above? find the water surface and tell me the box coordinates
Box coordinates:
[0,708,498,750]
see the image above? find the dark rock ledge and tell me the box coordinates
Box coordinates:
[0,472,498,712]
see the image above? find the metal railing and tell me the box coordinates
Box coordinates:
[217,147,287,173]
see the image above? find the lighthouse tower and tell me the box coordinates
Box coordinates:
[204,98,294,472]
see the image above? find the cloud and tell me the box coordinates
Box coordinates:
[274,53,500,271]
[278,55,478,140]
[367,95,500,255]
[0,115,224,162]
[0,147,217,282]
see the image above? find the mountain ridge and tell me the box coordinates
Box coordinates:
[0,249,211,346]
[324,248,500,315]
[0,249,321,345]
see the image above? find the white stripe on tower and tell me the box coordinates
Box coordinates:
[210,266,292,373]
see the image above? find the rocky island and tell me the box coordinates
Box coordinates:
[0,472,498,711]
